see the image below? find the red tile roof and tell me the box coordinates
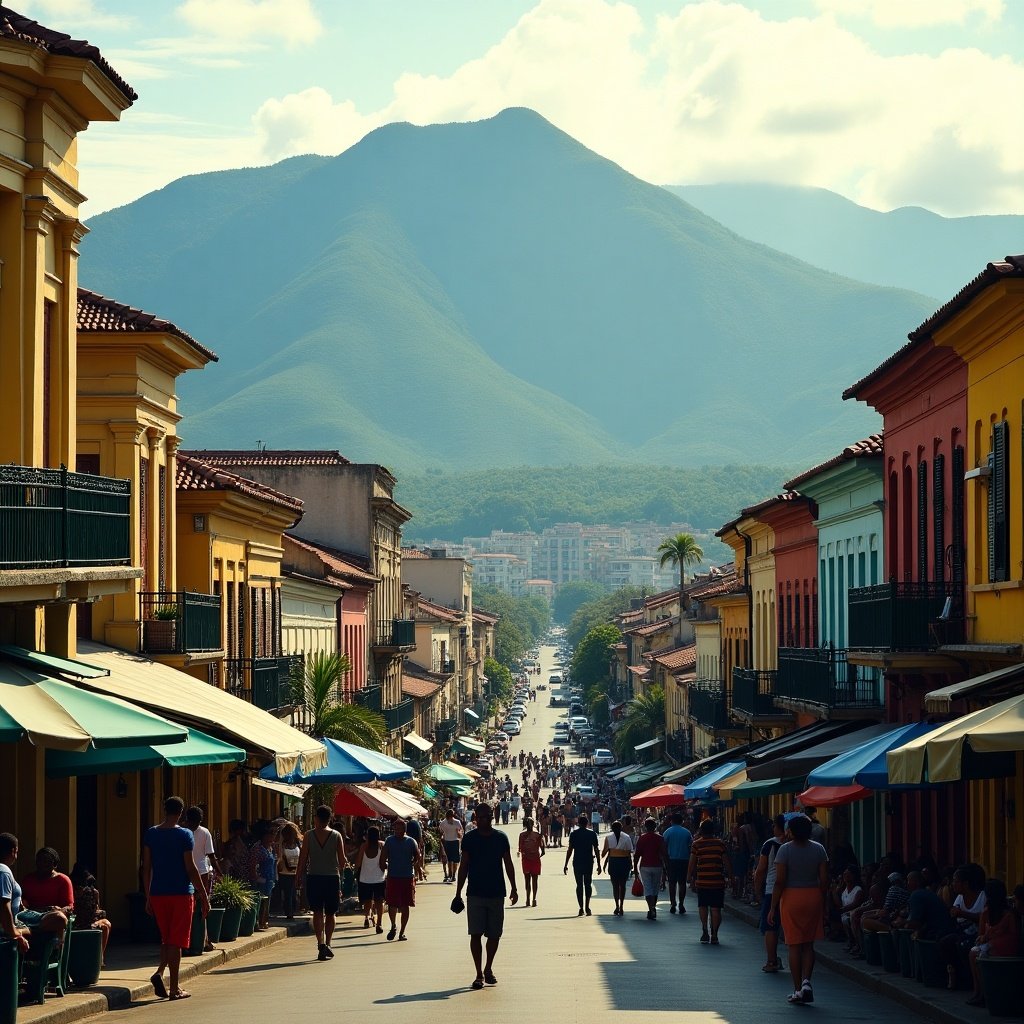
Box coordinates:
[783,434,884,492]
[177,453,303,518]
[402,548,430,558]
[617,608,645,624]
[415,598,462,624]
[473,609,499,624]
[646,588,680,609]
[77,289,217,362]
[688,575,741,600]
[402,676,442,699]
[186,449,350,467]
[741,492,795,518]
[650,643,697,672]
[0,5,136,100]
[283,534,377,585]
[624,617,677,637]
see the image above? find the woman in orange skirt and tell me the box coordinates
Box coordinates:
[769,815,829,1006]
[518,818,545,907]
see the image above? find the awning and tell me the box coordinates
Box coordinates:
[441,760,479,779]
[684,760,746,800]
[605,762,640,781]
[403,731,433,752]
[426,763,476,785]
[252,777,308,799]
[630,783,686,808]
[745,721,886,782]
[805,721,940,790]
[924,663,1024,713]
[448,784,475,797]
[627,665,649,676]
[797,784,873,807]
[422,783,439,799]
[464,707,480,720]
[0,644,110,679]
[261,737,411,784]
[623,761,671,789]
[634,736,664,752]
[46,727,244,777]
[888,693,1024,784]
[76,641,326,776]
[744,720,863,773]
[730,777,804,798]
[0,659,188,751]
[450,736,484,755]
[661,741,757,784]
[382,787,429,817]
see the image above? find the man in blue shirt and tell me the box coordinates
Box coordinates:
[380,818,421,941]
[663,813,693,914]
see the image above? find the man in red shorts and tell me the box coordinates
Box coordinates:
[143,796,210,1000]
[380,818,421,941]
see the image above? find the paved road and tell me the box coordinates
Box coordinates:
[114,644,921,1023]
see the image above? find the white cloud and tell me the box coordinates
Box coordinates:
[252,87,380,160]
[810,0,1004,29]
[176,0,322,47]
[15,0,133,31]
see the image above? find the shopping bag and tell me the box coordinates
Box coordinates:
[631,874,644,898]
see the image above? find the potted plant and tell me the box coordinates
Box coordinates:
[143,604,179,653]
[210,877,254,942]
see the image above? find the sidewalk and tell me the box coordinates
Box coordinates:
[722,894,1021,1024]
[16,916,311,1024]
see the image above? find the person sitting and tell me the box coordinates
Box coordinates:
[0,834,31,958]
[19,847,74,947]
[848,881,885,957]
[69,863,112,964]
[902,870,955,942]
[966,879,1019,1007]
[859,871,910,941]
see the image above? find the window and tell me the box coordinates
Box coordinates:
[988,421,1011,583]
[933,455,945,583]
[918,460,928,581]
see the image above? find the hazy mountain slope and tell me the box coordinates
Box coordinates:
[79,109,935,470]
[667,183,1024,300]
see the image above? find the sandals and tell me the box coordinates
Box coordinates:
[484,970,497,985]
[472,978,484,990]
[150,973,168,999]
[762,962,780,973]
[169,991,192,1001]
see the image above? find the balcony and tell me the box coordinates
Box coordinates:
[0,464,131,569]
[434,717,458,743]
[688,683,732,732]
[354,683,383,712]
[442,659,457,674]
[224,655,303,712]
[140,591,222,655]
[776,647,882,713]
[732,667,789,721]
[383,699,414,732]
[373,618,416,650]
[848,582,964,651]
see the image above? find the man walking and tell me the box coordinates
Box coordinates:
[663,812,693,914]
[184,806,221,951]
[295,805,348,961]
[380,818,420,941]
[439,809,464,883]
[687,818,731,944]
[143,796,210,1001]
[455,802,518,990]
[564,814,601,916]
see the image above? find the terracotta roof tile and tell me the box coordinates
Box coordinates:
[645,588,680,609]
[283,534,377,585]
[77,289,217,362]
[415,598,462,624]
[783,434,884,493]
[617,609,645,623]
[650,643,697,672]
[0,5,136,100]
[624,617,677,637]
[741,492,794,518]
[401,548,430,558]
[186,449,350,467]
[688,575,741,600]
[473,608,499,623]
[402,676,442,699]
[177,452,303,518]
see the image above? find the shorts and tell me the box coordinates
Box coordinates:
[667,859,689,886]
[697,887,725,909]
[149,894,194,948]
[358,881,385,903]
[444,840,462,864]
[759,893,778,933]
[305,874,341,915]
[467,896,505,938]
[386,876,416,909]
[521,857,542,876]
[640,866,662,898]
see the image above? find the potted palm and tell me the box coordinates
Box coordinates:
[210,877,254,942]
[143,604,179,653]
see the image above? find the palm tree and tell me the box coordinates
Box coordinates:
[657,532,704,637]
[613,684,666,760]
[290,651,386,749]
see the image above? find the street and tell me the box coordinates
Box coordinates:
[111,644,921,1023]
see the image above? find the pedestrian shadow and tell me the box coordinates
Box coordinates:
[374,986,472,1003]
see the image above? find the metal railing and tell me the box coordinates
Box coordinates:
[434,717,458,743]
[688,683,731,731]
[848,581,964,650]
[225,655,303,712]
[383,699,414,732]
[140,591,222,654]
[776,647,882,709]
[373,618,416,648]
[0,464,131,569]
[354,683,383,712]
[442,659,457,674]
[732,667,781,718]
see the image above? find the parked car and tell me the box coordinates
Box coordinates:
[501,720,521,735]
[577,784,596,801]
[552,731,570,745]
[569,716,590,731]
[593,748,615,766]
[549,674,562,685]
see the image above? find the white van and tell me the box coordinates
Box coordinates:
[549,673,562,685]
[569,715,589,730]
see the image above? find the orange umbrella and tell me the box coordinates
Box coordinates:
[629,783,687,807]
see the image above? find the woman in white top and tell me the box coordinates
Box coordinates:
[602,820,635,916]
[355,826,386,934]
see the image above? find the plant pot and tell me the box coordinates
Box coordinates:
[863,929,882,965]
[186,901,206,957]
[67,929,103,987]
[205,907,225,944]
[143,619,177,654]
[218,906,242,942]
[878,930,899,972]
[897,929,915,978]
[979,957,1024,1017]
[237,897,258,937]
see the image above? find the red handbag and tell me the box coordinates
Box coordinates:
[631,874,644,897]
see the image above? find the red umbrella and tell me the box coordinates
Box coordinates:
[630,784,687,808]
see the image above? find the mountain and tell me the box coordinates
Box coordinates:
[666,183,1024,301]
[79,109,936,470]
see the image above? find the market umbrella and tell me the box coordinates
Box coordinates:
[259,737,412,784]
[426,763,477,786]
[630,783,687,807]
[333,784,424,818]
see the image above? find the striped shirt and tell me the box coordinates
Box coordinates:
[690,836,728,889]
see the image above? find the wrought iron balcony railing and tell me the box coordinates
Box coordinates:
[776,647,882,709]
[848,582,964,650]
[354,683,383,712]
[140,591,222,654]
[384,699,415,732]
[224,655,303,712]
[731,667,782,719]
[373,618,416,649]
[0,464,131,569]
[688,683,731,731]
[434,717,458,743]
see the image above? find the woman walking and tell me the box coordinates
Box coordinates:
[252,824,278,930]
[633,818,667,921]
[277,823,301,920]
[603,820,634,916]
[518,818,544,907]
[355,826,386,934]
[769,814,829,1005]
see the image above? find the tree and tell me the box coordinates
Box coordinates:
[613,685,666,760]
[553,580,605,624]
[587,689,611,728]
[290,651,386,749]
[657,532,704,634]
[484,657,513,702]
[571,623,621,693]
[567,586,649,647]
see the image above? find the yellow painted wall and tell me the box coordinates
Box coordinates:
[741,517,777,670]
[968,754,1023,886]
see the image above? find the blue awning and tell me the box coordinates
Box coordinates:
[684,760,746,801]
[806,721,941,790]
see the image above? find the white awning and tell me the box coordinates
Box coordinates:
[252,778,308,799]
[403,730,433,752]
[464,707,480,720]
[634,735,664,752]
[925,663,1024,712]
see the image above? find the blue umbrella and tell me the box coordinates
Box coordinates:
[259,737,413,784]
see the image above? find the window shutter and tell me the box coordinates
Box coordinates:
[992,422,1010,582]
[933,454,945,583]
[952,445,965,582]
[918,460,928,581]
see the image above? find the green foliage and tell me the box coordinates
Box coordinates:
[153,604,178,620]
[484,657,514,701]
[553,580,606,624]
[291,651,386,749]
[474,585,550,668]
[571,624,622,692]
[657,533,705,589]
[567,586,649,648]
[587,690,611,728]
[613,685,666,760]
[210,875,257,911]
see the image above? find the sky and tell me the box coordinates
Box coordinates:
[19,0,1024,218]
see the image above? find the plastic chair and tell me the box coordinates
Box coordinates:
[22,914,74,1004]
